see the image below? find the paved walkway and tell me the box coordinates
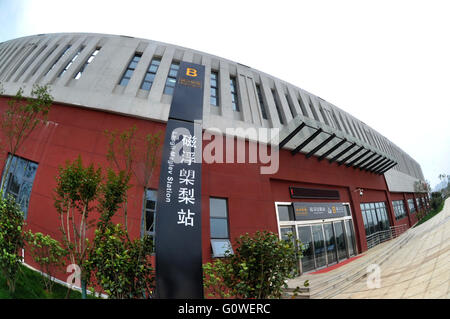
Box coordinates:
[332,198,450,299]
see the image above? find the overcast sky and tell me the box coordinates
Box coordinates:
[1,0,449,188]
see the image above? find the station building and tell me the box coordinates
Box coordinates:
[0,33,429,276]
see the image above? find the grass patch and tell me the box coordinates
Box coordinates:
[414,200,446,227]
[0,264,94,299]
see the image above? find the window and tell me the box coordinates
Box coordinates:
[163,61,180,95]
[308,97,320,122]
[271,89,284,124]
[45,44,71,76]
[297,95,308,118]
[277,205,295,222]
[74,47,100,79]
[255,84,268,119]
[141,189,158,243]
[285,93,295,119]
[360,202,390,237]
[140,57,161,91]
[1,154,38,219]
[330,110,342,131]
[230,76,239,111]
[119,53,142,86]
[210,197,233,257]
[319,104,330,126]
[392,200,407,220]
[210,70,219,106]
[343,115,357,138]
[30,44,58,78]
[407,198,416,214]
[58,46,85,77]
[15,44,47,81]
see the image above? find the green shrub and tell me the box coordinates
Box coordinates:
[87,224,155,298]
[430,192,443,211]
[24,231,67,293]
[203,231,303,299]
[0,196,26,294]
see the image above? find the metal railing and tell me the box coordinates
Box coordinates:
[366,224,408,250]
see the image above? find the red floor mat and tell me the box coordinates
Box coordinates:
[310,255,365,274]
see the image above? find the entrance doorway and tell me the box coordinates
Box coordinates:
[277,203,357,274]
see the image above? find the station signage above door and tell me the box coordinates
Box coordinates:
[293,202,347,221]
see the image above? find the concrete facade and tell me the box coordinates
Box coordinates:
[0,33,432,283]
[0,33,424,193]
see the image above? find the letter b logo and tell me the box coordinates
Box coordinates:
[186,68,197,77]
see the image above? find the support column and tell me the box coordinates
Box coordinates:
[403,193,412,227]
[384,191,396,227]
[349,186,367,253]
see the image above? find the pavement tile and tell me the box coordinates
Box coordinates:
[406,292,425,299]
[387,281,411,292]
[403,285,426,298]
[410,272,433,286]
[428,277,446,290]
[289,199,450,300]
[423,283,448,299]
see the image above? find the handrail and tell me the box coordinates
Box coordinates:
[366,224,408,249]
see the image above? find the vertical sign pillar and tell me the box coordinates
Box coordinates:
[155,62,205,298]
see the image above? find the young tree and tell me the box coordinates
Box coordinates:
[54,156,102,298]
[81,127,161,298]
[438,174,450,198]
[104,126,161,232]
[86,168,155,298]
[0,84,53,295]
[0,84,52,194]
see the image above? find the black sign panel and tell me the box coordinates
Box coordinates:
[289,187,340,200]
[293,202,347,221]
[168,62,205,122]
[155,62,205,299]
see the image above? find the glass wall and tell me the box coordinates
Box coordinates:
[311,225,327,268]
[407,198,416,214]
[324,223,337,265]
[296,226,315,272]
[345,219,356,256]
[360,202,391,249]
[392,200,407,220]
[334,221,348,261]
[360,202,390,237]
[277,203,357,274]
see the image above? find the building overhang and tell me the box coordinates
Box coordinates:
[273,115,397,175]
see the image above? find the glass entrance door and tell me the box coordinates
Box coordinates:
[333,221,348,261]
[277,203,358,274]
[297,225,315,273]
[345,219,356,257]
[280,226,300,273]
[323,223,337,265]
[311,224,326,268]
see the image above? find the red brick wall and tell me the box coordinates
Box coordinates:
[0,97,422,284]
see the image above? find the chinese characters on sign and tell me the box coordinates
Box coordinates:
[177,138,197,227]
[155,62,205,299]
[293,202,347,221]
